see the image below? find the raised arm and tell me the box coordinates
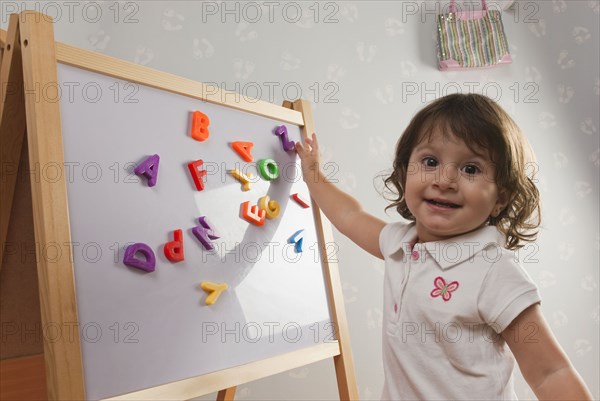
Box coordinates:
[502,304,593,400]
[295,133,385,259]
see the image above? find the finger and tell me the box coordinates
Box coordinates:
[303,137,313,150]
[311,133,319,150]
[295,141,310,156]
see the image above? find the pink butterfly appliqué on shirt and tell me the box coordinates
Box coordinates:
[430,276,459,302]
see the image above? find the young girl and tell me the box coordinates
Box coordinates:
[295,94,593,400]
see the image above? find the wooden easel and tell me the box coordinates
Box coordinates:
[0,11,358,401]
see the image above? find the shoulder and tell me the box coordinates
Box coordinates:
[464,225,522,268]
[476,230,541,331]
[379,220,415,257]
[481,228,534,276]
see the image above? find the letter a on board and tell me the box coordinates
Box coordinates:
[134,154,160,187]
[231,141,254,162]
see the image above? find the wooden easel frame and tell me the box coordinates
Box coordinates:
[0,11,358,401]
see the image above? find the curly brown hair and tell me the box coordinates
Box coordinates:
[384,93,541,250]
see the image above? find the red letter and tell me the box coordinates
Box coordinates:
[188,160,207,191]
[241,201,266,226]
[164,229,184,262]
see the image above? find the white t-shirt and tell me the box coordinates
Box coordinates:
[379,221,541,401]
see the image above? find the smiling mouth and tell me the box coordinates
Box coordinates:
[426,199,461,209]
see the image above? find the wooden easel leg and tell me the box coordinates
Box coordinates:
[18,11,85,400]
[0,14,26,270]
[216,386,236,401]
[284,99,360,401]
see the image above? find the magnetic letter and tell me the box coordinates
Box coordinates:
[191,110,210,141]
[192,216,220,251]
[259,195,281,219]
[291,193,310,208]
[231,141,254,162]
[164,229,184,262]
[200,282,228,305]
[288,229,304,253]
[188,159,207,191]
[230,169,253,191]
[241,201,266,226]
[134,154,160,187]
[123,243,156,272]
[258,158,279,181]
[275,125,295,152]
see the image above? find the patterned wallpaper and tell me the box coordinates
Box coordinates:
[2,1,598,399]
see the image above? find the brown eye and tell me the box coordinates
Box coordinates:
[462,164,481,175]
[422,157,438,168]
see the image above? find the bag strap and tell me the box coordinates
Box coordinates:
[449,0,488,13]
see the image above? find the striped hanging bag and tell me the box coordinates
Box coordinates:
[437,0,512,70]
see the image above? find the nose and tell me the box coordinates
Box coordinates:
[433,163,458,190]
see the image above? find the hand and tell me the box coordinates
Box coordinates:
[295,132,321,183]
[296,132,387,259]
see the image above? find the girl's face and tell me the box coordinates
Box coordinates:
[405,130,508,243]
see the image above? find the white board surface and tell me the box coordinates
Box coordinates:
[57,63,333,400]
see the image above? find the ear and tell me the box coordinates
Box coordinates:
[492,189,511,217]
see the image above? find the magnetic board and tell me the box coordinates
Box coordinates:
[56,63,334,400]
[1,13,357,400]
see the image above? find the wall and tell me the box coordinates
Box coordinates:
[1,1,598,399]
